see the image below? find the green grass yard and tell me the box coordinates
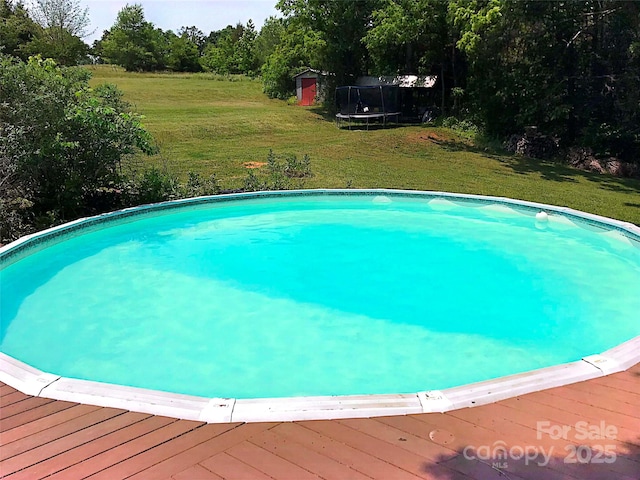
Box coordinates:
[87,66,640,225]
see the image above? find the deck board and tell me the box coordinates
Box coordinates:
[171,464,224,480]
[271,422,425,480]
[0,408,127,477]
[0,397,54,420]
[0,362,638,480]
[0,404,99,442]
[1,408,128,460]
[0,384,17,397]
[80,420,211,480]
[248,428,373,480]
[5,412,151,480]
[226,441,323,480]
[124,422,274,480]
[200,452,272,480]
[523,390,640,441]
[0,392,30,408]
[38,415,174,480]
[45,418,194,480]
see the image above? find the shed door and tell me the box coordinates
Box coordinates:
[301,78,317,106]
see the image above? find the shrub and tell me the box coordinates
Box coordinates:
[128,168,179,205]
[180,171,221,197]
[0,55,155,242]
[440,116,481,139]
[243,150,313,191]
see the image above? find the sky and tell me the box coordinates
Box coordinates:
[82,0,280,44]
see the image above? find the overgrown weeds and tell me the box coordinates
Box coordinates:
[243,150,313,192]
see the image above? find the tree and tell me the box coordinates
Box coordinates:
[201,24,238,73]
[451,0,640,161]
[235,19,258,74]
[254,16,285,67]
[261,18,324,99]
[165,29,201,72]
[0,54,155,241]
[277,0,382,87]
[98,4,164,71]
[178,25,206,53]
[26,0,90,64]
[28,0,89,36]
[200,21,257,74]
[23,23,87,64]
[0,0,40,60]
[364,0,461,113]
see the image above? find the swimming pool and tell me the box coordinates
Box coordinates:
[1,190,639,422]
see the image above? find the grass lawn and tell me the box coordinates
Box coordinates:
[87,65,640,225]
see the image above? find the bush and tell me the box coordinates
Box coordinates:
[0,55,155,243]
[261,51,295,99]
[129,168,179,205]
[440,116,481,139]
[180,171,221,197]
[243,150,313,191]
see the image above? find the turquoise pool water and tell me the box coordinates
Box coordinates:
[1,193,639,399]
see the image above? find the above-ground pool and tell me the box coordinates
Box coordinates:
[1,190,639,422]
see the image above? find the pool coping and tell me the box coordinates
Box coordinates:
[1,189,640,423]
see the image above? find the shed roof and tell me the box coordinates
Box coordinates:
[356,75,437,88]
[293,68,329,78]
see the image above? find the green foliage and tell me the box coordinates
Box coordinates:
[456,0,640,161]
[200,21,258,75]
[28,0,90,37]
[261,50,296,99]
[0,0,40,60]
[254,16,285,67]
[440,116,480,139]
[365,0,450,75]
[178,26,206,54]
[128,167,178,204]
[243,150,313,191]
[95,11,261,74]
[27,0,90,64]
[180,171,220,197]
[98,4,166,71]
[448,0,502,55]
[277,0,380,87]
[23,26,88,64]
[165,31,201,72]
[261,19,324,99]
[236,19,258,74]
[284,153,312,178]
[0,55,155,241]
[242,170,268,192]
[0,0,87,64]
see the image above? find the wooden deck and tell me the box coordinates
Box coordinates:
[1,363,638,480]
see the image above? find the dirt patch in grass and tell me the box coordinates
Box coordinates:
[406,129,463,145]
[243,162,266,169]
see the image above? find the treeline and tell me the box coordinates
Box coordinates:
[0,0,90,64]
[1,1,277,75]
[93,5,263,75]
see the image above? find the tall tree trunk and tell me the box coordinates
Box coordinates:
[405,42,413,73]
[441,63,445,114]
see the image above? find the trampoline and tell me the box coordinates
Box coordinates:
[335,85,401,129]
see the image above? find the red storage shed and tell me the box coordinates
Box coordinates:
[293,69,326,106]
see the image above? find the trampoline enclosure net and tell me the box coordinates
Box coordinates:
[335,86,399,115]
